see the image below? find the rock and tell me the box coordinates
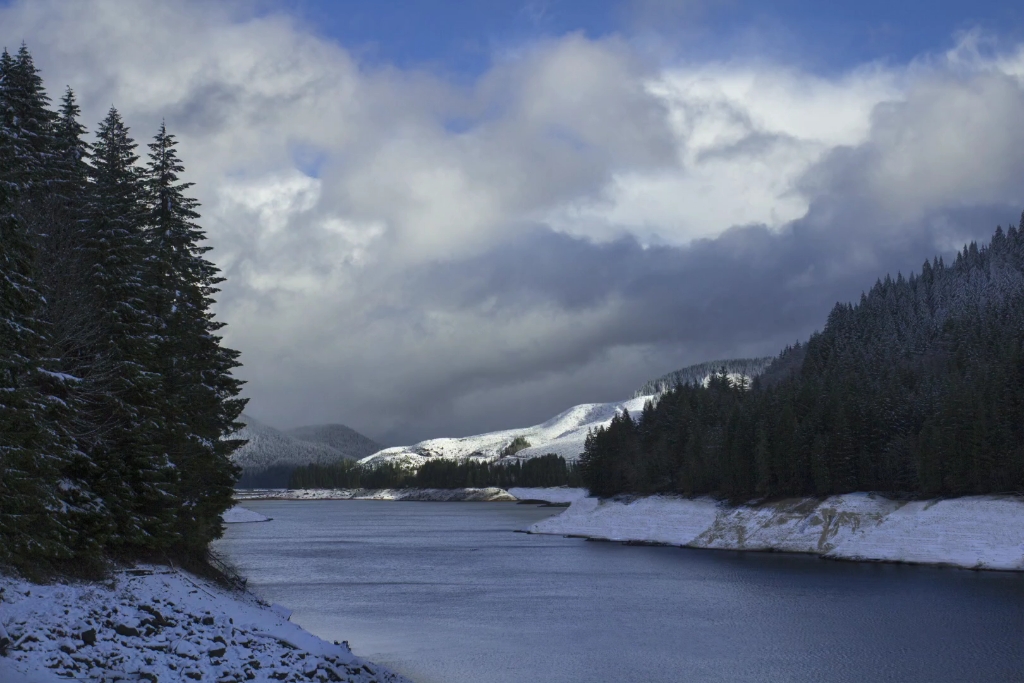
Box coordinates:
[208,646,227,658]
[80,628,97,646]
[201,616,215,626]
[115,624,140,637]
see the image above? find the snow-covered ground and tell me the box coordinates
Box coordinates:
[235,487,517,502]
[529,494,1024,571]
[359,395,654,468]
[0,565,408,682]
[223,505,272,523]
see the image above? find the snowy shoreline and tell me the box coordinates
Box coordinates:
[0,565,409,683]
[234,486,521,502]
[527,493,1024,571]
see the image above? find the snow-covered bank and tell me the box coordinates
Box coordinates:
[0,566,408,682]
[235,487,517,502]
[529,494,1024,571]
[223,505,272,523]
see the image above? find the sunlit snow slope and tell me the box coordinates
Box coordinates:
[360,395,655,468]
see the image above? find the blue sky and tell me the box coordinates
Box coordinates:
[284,0,1024,75]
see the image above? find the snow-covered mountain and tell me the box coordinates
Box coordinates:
[286,423,381,458]
[634,357,775,397]
[359,395,654,469]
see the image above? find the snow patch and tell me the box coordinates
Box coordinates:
[223,505,272,523]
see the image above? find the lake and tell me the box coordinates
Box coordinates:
[214,500,1024,683]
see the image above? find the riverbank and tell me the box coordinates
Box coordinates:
[0,565,409,683]
[235,487,520,502]
[528,493,1024,571]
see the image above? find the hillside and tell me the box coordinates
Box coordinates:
[634,357,775,397]
[232,415,377,487]
[582,221,1024,500]
[359,395,654,469]
[286,423,382,458]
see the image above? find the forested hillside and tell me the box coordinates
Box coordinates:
[231,415,376,488]
[582,222,1024,500]
[634,357,775,397]
[286,423,381,457]
[0,46,245,575]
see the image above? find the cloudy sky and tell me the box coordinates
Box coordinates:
[3,0,1024,444]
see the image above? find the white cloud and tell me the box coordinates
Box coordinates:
[4,1,1024,441]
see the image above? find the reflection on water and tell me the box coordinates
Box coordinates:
[215,500,1024,683]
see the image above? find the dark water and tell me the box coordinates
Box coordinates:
[214,500,1024,683]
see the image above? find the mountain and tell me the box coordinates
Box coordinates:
[634,357,775,397]
[286,423,381,458]
[359,395,654,469]
[231,414,377,487]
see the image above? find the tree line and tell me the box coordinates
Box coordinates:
[289,454,583,489]
[581,221,1024,500]
[0,46,245,575]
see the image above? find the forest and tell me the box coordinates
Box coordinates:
[0,46,245,575]
[581,222,1024,500]
[289,453,582,489]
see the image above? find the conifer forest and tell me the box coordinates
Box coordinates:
[0,46,245,574]
[581,223,1024,500]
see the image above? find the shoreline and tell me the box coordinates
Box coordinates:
[0,564,409,683]
[233,486,590,503]
[526,492,1024,572]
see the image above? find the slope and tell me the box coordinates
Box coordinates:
[359,395,654,469]
[634,357,775,397]
[231,414,353,487]
[286,423,382,458]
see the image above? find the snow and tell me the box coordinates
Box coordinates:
[235,487,517,502]
[507,487,590,504]
[0,565,409,683]
[529,494,1024,571]
[223,505,272,523]
[359,395,655,468]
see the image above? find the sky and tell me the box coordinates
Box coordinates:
[2,0,1024,444]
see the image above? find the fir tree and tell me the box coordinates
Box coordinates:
[81,107,178,555]
[145,123,246,557]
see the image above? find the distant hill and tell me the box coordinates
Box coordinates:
[231,414,378,487]
[634,357,775,397]
[286,423,381,458]
[359,395,654,469]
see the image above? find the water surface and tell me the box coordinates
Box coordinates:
[214,500,1024,683]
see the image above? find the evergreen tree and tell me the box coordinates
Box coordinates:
[80,107,178,555]
[0,102,74,571]
[145,123,245,557]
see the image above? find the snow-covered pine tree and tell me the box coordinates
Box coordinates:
[81,107,179,555]
[0,73,79,572]
[145,123,246,557]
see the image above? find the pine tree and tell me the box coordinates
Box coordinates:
[80,107,178,555]
[145,123,246,557]
[0,94,77,571]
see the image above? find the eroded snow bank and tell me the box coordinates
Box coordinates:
[223,505,272,523]
[0,566,408,682]
[236,487,516,502]
[530,494,1024,571]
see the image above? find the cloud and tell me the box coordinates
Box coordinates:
[3,1,1023,443]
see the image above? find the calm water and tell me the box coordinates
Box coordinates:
[214,500,1024,683]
